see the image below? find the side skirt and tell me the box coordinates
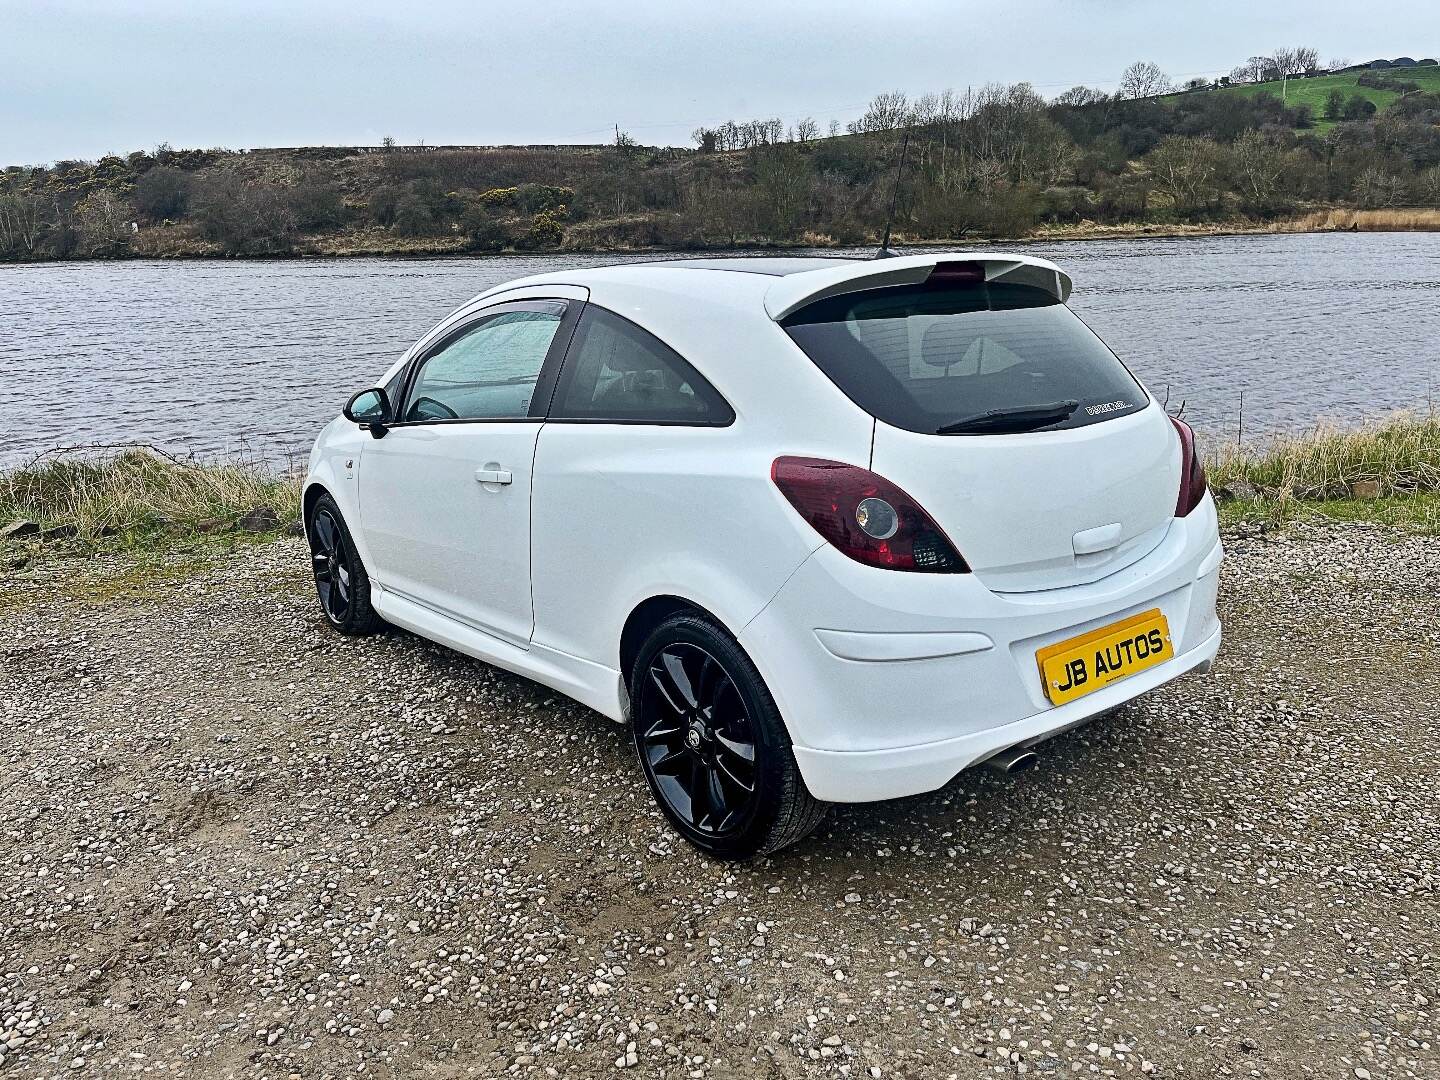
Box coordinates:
[372,590,626,722]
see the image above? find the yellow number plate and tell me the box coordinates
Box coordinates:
[1036,609,1173,705]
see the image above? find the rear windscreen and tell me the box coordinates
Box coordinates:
[781,281,1148,435]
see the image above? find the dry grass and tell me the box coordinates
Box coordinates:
[0,447,300,549]
[1210,413,1440,531]
[1277,208,1440,233]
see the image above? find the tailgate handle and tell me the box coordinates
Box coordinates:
[1073,522,1123,555]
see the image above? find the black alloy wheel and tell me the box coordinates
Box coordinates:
[630,614,826,858]
[311,508,353,623]
[307,493,383,636]
[638,642,760,838]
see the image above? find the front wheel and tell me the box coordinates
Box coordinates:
[307,493,384,636]
[629,614,827,858]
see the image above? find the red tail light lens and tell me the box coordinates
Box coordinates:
[771,456,969,572]
[1170,416,1208,517]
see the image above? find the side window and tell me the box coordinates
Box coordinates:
[550,307,733,425]
[403,306,563,422]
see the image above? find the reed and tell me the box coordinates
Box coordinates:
[1278,208,1440,233]
[1209,412,1440,530]
[0,447,300,546]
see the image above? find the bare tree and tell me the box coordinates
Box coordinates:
[1352,167,1406,208]
[791,117,819,143]
[847,91,912,134]
[74,191,132,255]
[1230,57,1268,84]
[1118,61,1173,100]
[1054,85,1109,107]
[1147,135,1224,210]
[1228,130,1287,208]
[0,179,46,256]
[1267,47,1319,100]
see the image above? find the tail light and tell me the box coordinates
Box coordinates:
[771,456,968,572]
[1170,416,1208,517]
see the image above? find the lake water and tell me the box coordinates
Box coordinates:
[2,232,1437,466]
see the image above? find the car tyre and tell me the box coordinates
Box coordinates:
[630,613,827,858]
[307,493,384,636]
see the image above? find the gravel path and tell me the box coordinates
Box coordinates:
[1,526,1437,1078]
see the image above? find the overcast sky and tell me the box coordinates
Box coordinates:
[2,0,1437,165]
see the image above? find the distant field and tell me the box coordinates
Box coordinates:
[1180,65,1440,129]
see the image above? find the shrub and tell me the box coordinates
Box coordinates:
[516,209,564,249]
[1356,72,1421,93]
[460,204,512,251]
[391,194,441,237]
[192,175,296,255]
[133,165,192,222]
[1343,96,1378,121]
[287,180,347,231]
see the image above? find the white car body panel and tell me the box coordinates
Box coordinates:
[869,406,1178,592]
[305,252,1223,806]
[359,421,541,647]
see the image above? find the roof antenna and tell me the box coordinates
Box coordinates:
[874,126,912,260]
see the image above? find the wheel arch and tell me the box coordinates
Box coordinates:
[302,481,331,529]
[619,595,733,686]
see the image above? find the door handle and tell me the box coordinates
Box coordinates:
[475,467,513,486]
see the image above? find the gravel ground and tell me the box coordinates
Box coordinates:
[0,524,1437,1079]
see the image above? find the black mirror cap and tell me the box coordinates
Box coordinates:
[344,388,392,437]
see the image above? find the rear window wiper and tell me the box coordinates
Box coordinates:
[935,400,1080,435]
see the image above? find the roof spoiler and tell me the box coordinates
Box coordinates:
[764,253,1072,322]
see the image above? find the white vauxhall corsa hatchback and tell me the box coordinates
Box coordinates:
[305,253,1222,857]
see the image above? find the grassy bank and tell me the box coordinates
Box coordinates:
[1211,64,1440,131]
[0,448,300,555]
[1211,413,1440,531]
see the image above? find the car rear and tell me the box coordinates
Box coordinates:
[740,254,1222,803]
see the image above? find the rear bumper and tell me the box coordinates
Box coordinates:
[791,624,1219,802]
[739,498,1223,804]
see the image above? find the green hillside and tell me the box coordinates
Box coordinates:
[1202,65,1440,130]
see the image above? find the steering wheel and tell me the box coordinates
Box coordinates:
[408,396,460,422]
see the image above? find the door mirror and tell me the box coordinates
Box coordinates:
[344,388,392,437]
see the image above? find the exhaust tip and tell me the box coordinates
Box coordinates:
[983,748,1039,776]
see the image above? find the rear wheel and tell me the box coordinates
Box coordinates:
[629,614,826,858]
[307,493,383,636]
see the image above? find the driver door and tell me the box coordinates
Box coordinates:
[357,298,576,647]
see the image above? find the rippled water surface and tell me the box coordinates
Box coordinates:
[2,233,1436,464]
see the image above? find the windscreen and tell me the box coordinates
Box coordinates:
[781,281,1148,435]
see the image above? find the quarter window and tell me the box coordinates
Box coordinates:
[551,307,732,425]
[404,306,563,422]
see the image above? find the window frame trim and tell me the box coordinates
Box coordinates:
[385,298,582,430]
[542,303,736,428]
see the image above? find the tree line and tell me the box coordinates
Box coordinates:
[2,48,1438,261]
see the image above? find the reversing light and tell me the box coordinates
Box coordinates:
[770,457,969,573]
[1170,416,1209,517]
[855,497,899,539]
